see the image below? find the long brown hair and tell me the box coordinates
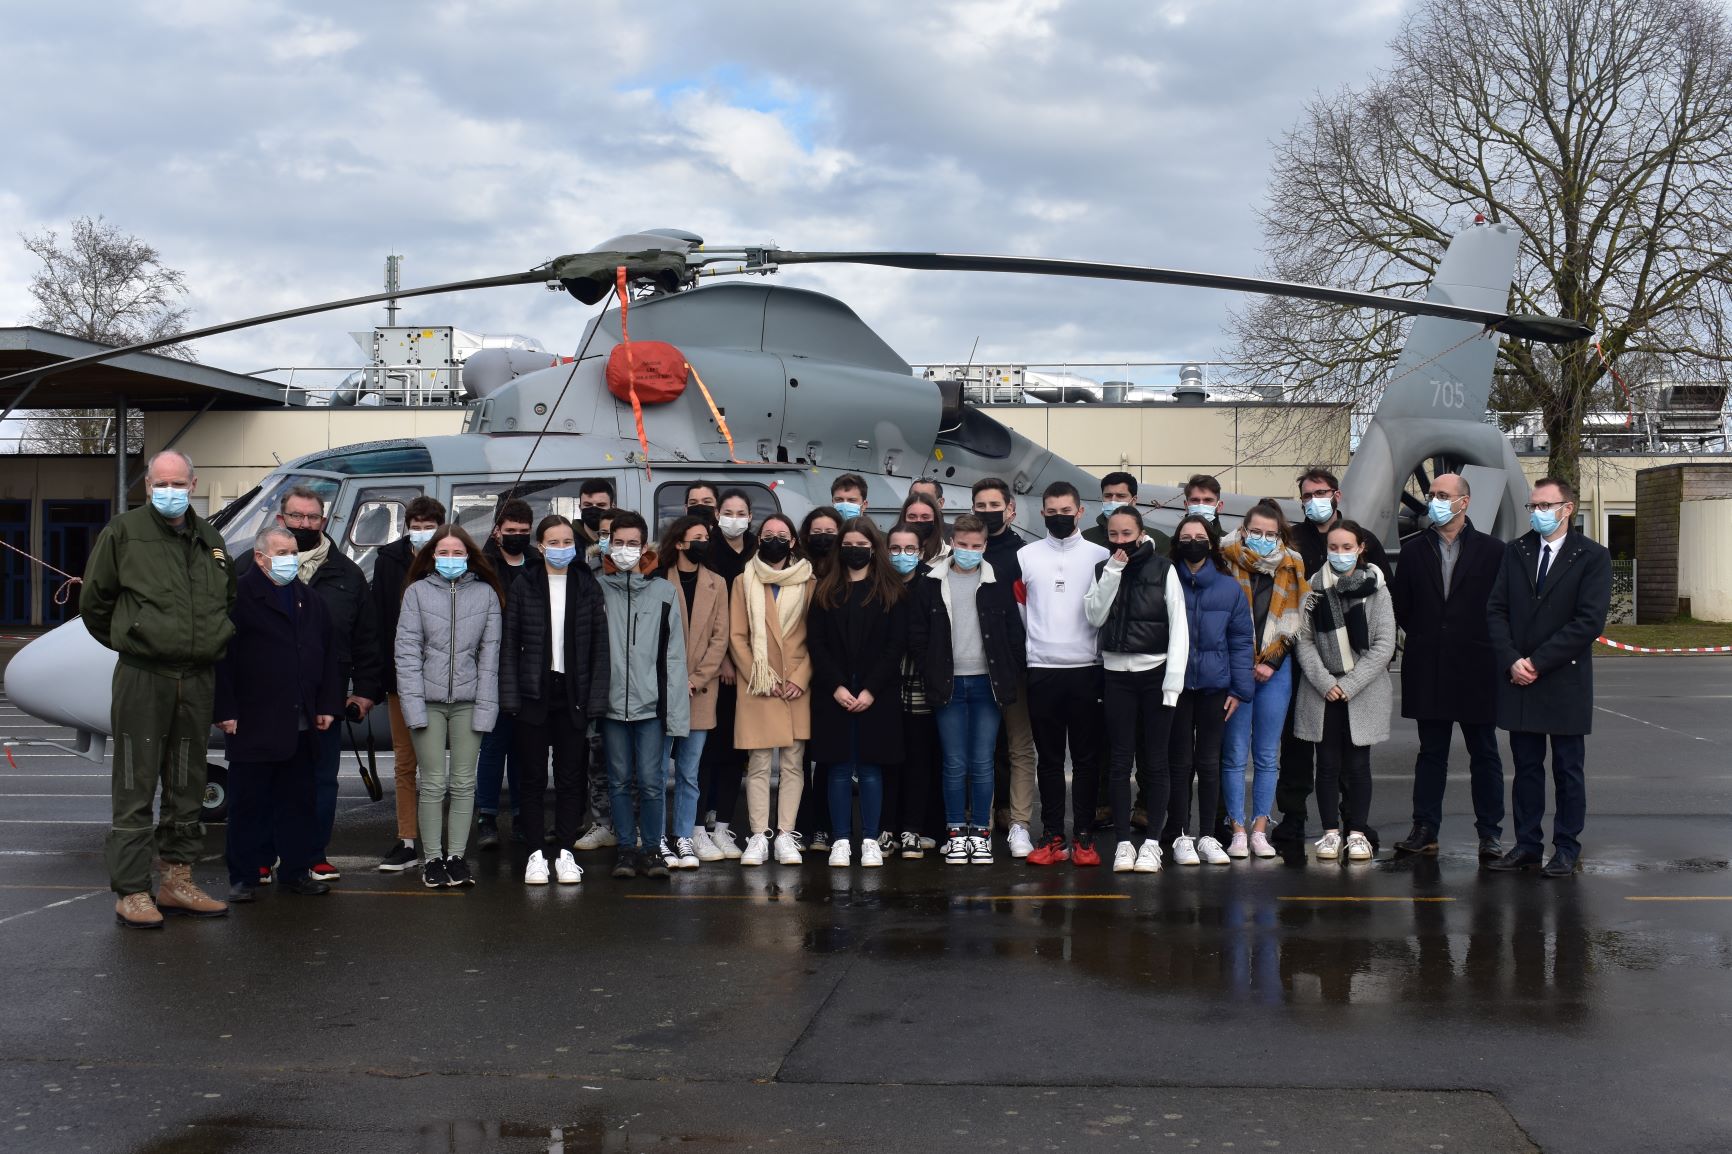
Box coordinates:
[898,492,945,560]
[815,517,903,610]
[404,524,505,605]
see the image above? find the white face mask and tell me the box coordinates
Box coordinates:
[610,543,642,570]
[717,514,750,540]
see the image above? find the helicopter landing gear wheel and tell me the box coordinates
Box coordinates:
[202,763,229,825]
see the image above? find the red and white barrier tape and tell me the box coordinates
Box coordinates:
[1596,636,1732,654]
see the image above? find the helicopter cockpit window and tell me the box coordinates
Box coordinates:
[452,478,613,543]
[217,474,340,560]
[293,443,434,476]
[343,485,427,578]
[653,481,779,535]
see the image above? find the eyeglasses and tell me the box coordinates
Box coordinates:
[887,545,922,556]
[1425,492,1460,502]
[1243,529,1279,541]
[1301,489,1334,501]
[281,512,323,526]
[1523,501,1569,512]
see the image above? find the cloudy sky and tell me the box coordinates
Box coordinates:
[0,0,1407,381]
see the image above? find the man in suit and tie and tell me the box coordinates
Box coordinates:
[1390,473,1507,861]
[1485,477,1612,877]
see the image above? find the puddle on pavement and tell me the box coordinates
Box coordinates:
[413,1117,720,1152]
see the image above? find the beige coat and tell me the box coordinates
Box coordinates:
[728,576,813,749]
[670,565,730,731]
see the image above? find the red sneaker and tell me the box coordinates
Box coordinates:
[1026,835,1070,866]
[1070,837,1101,867]
[310,861,342,881]
[257,866,273,886]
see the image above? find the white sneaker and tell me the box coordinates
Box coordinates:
[876,831,896,856]
[943,831,970,864]
[1345,832,1373,861]
[860,839,884,868]
[574,824,618,851]
[1197,836,1231,866]
[1249,830,1276,858]
[828,838,852,868]
[1172,836,1201,866]
[1134,841,1163,873]
[967,831,992,865]
[523,850,550,885]
[1315,830,1343,860]
[657,838,680,869]
[713,828,742,860]
[692,828,724,862]
[774,832,804,866]
[675,837,701,869]
[554,849,583,884]
[1227,830,1249,859]
[1008,823,1034,859]
[741,833,770,866]
[918,835,937,851]
[1113,842,1137,873]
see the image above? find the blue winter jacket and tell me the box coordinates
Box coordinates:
[1174,560,1255,701]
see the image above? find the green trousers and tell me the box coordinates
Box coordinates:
[106,663,214,896]
[410,702,483,861]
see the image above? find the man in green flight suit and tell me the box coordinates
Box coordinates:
[82,449,238,929]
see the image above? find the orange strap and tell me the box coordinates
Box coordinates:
[1592,339,1634,430]
[686,362,741,463]
[615,267,652,477]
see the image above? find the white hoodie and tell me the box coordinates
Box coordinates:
[1016,532,1109,668]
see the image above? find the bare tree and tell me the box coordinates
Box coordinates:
[1225,0,1732,485]
[17,215,194,454]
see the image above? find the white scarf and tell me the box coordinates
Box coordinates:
[742,554,813,696]
[296,534,332,583]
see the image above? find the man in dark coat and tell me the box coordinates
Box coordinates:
[216,527,342,902]
[1390,474,1507,861]
[1486,477,1612,878]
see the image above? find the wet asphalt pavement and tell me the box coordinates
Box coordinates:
[1,655,1729,1153]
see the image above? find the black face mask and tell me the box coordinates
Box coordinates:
[1044,513,1076,539]
[909,521,935,541]
[499,533,530,556]
[1175,539,1211,564]
[684,540,711,564]
[840,545,873,571]
[757,537,792,564]
[580,507,605,532]
[977,509,1006,534]
[686,504,716,525]
[806,533,837,557]
[289,526,322,552]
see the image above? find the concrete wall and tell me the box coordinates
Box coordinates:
[1678,499,1732,622]
[1635,463,1732,622]
[1635,467,1684,622]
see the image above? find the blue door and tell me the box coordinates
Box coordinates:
[0,501,27,626]
[42,500,110,625]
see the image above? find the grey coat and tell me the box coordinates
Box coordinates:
[395,571,503,732]
[597,568,691,737]
[1294,568,1396,746]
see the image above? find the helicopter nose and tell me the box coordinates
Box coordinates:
[4,620,115,735]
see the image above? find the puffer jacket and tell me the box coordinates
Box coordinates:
[1174,559,1255,702]
[395,571,502,732]
[597,557,691,737]
[80,503,237,674]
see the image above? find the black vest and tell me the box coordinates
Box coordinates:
[1096,546,1172,656]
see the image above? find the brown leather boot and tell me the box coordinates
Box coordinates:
[114,891,164,930]
[157,862,229,918]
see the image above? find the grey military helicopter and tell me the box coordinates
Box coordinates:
[1,221,1586,819]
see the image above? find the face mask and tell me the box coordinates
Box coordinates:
[1099,501,1125,519]
[1044,513,1076,539]
[976,509,1006,533]
[1304,496,1335,524]
[1530,506,1564,536]
[408,528,436,551]
[289,526,322,552]
[683,540,711,564]
[757,537,792,564]
[597,535,611,555]
[1244,533,1278,558]
[806,533,837,557]
[1328,551,1359,573]
[499,533,530,557]
[952,548,983,571]
[267,554,299,585]
[889,552,919,575]
[1187,503,1216,521]
[580,507,606,532]
[832,501,862,521]
[1176,539,1211,564]
[544,544,578,570]
[909,521,935,542]
[610,544,642,570]
[435,556,468,581]
[718,514,750,540]
[840,545,873,571]
[686,505,716,525]
[1428,497,1457,527]
[151,486,190,518]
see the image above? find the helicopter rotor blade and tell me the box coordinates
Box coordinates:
[762,250,1592,346]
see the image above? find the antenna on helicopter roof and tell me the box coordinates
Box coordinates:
[384,253,402,326]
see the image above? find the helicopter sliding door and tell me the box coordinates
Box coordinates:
[340,484,430,578]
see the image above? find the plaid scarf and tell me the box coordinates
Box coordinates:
[1221,539,1307,663]
[1308,565,1382,676]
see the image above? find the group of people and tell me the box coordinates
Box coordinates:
[82,450,1612,928]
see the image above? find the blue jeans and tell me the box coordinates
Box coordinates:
[934,674,1000,828]
[604,718,667,851]
[663,729,710,838]
[475,713,520,818]
[1220,658,1292,828]
[310,721,343,861]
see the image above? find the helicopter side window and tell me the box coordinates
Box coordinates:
[652,481,779,536]
[342,485,426,579]
[217,474,341,560]
[452,478,617,542]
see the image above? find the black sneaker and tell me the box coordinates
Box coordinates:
[644,853,671,880]
[809,830,832,854]
[475,815,500,851]
[379,841,418,872]
[422,857,450,888]
[445,856,475,887]
[611,849,638,880]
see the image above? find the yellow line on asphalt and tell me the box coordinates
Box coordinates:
[1278,896,1455,903]
[1624,896,1732,902]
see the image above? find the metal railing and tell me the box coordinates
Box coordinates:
[244,365,471,408]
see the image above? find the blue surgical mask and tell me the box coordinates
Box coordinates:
[1187,503,1216,521]
[544,544,578,569]
[1529,506,1563,536]
[408,528,435,551]
[434,556,468,581]
[1304,496,1334,523]
[151,486,190,518]
[889,552,919,576]
[1100,501,1125,518]
[1245,533,1277,558]
[1428,497,1457,527]
[833,501,862,521]
[597,535,611,555]
[952,548,983,571]
[267,554,299,585]
[1327,551,1358,573]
